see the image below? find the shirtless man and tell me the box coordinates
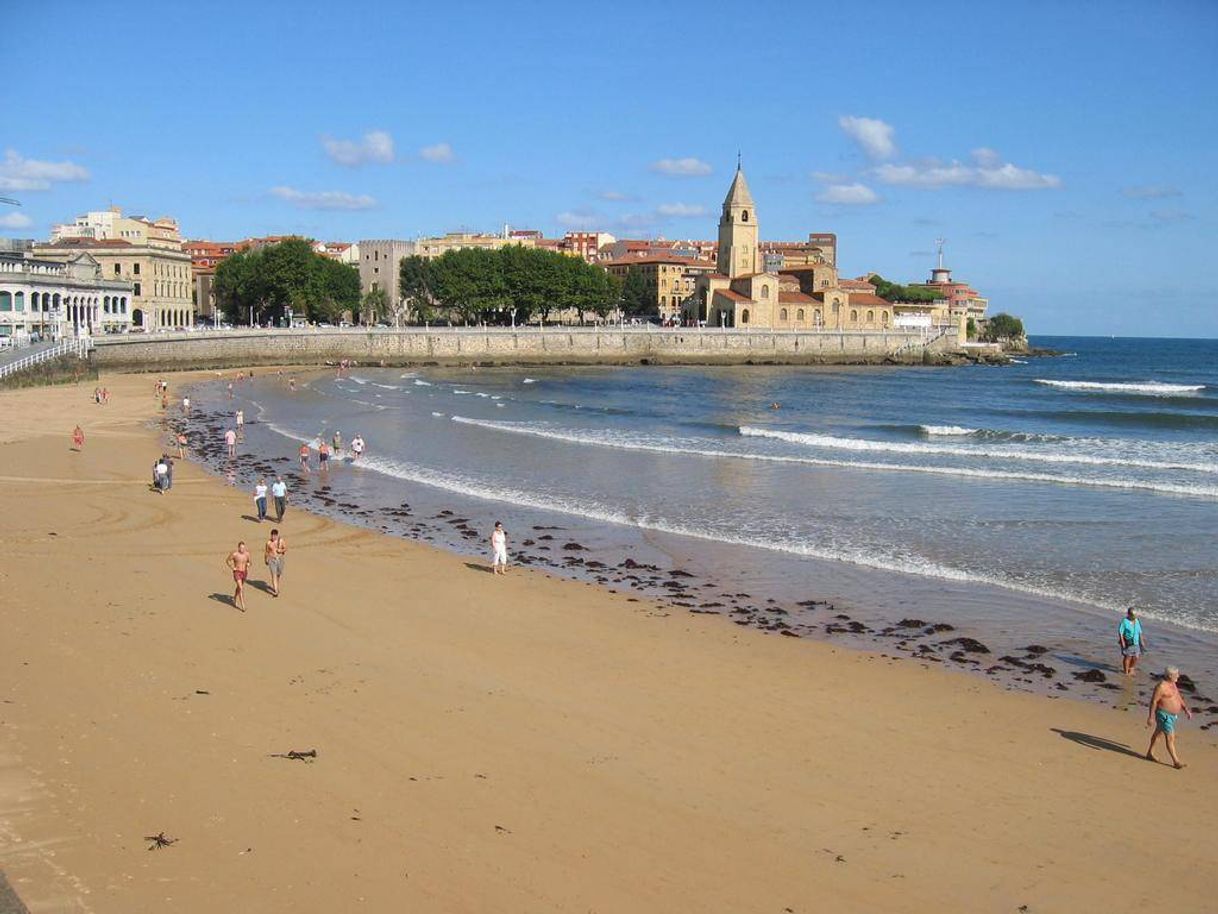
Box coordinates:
[226,541,252,611]
[264,528,287,597]
[1146,666,1193,769]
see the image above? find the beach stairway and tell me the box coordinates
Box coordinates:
[0,338,94,384]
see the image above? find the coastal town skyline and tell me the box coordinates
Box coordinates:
[5,1,1216,336]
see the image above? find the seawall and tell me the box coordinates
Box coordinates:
[91,327,965,371]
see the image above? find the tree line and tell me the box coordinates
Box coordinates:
[399,246,624,324]
[214,238,360,325]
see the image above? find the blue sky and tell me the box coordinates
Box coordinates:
[5,0,1215,336]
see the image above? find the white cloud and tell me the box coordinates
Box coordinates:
[656,202,708,217]
[270,186,377,210]
[0,211,33,229]
[1123,184,1181,199]
[810,170,850,184]
[598,190,634,202]
[0,149,90,192]
[321,130,395,166]
[1150,208,1194,223]
[650,157,712,176]
[838,116,897,161]
[873,148,1060,190]
[816,183,880,205]
[556,210,601,230]
[419,142,455,164]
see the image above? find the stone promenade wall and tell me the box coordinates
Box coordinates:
[91,327,959,371]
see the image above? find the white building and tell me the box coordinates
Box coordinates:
[0,251,133,340]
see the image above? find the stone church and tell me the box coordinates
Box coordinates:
[689,165,893,331]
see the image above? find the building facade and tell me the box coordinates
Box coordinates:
[604,253,714,321]
[910,252,989,327]
[0,250,133,339]
[33,237,193,331]
[358,239,417,317]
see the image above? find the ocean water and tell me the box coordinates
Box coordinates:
[193,336,1218,697]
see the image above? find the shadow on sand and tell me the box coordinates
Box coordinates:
[1051,728,1145,760]
[464,562,494,575]
[208,592,238,608]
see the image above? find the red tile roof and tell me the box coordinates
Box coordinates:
[40,238,134,248]
[847,292,891,307]
[715,289,751,303]
[778,290,816,304]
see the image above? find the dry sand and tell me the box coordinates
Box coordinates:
[0,372,1215,913]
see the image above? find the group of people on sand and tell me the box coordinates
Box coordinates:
[92,386,110,405]
[224,528,287,611]
[1116,607,1194,769]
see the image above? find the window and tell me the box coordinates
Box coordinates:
[133,263,141,275]
[761,284,770,299]
[741,308,750,324]
[742,210,749,222]
[882,311,889,326]
[134,282,141,296]
[797,309,805,321]
[14,292,23,312]
[867,310,874,323]
[850,310,858,322]
[780,308,788,320]
[114,263,121,275]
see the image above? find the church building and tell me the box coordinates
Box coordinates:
[688,164,893,331]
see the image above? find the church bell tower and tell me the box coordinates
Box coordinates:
[716,160,759,279]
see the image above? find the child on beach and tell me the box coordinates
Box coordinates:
[72,425,85,451]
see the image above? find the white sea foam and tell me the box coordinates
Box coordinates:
[920,425,978,436]
[413,379,433,387]
[449,417,1218,498]
[739,426,1218,474]
[349,376,369,385]
[454,390,471,395]
[1009,358,1027,364]
[431,411,444,417]
[1035,379,1206,395]
[255,417,1218,632]
[523,378,537,384]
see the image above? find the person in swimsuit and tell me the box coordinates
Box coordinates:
[1146,666,1193,769]
[264,529,287,597]
[332,431,342,456]
[299,443,310,473]
[72,425,85,451]
[1118,607,1146,675]
[226,541,251,611]
[318,440,330,469]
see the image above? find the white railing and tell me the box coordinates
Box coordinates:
[0,337,94,381]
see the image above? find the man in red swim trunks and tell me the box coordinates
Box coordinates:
[225,541,251,612]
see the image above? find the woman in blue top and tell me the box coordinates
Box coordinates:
[1118,607,1146,676]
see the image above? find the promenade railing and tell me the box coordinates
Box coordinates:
[0,337,94,381]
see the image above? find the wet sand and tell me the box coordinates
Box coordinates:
[0,371,1216,913]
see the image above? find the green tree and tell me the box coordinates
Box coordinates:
[982,313,1025,341]
[867,273,940,304]
[399,255,439,323]
[361,286,389,325]
[620,267,654,317]
[966,317,977,340]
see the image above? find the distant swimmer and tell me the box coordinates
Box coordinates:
[1118,607,1146,676]
[264,528,287,597]
[227,382,234,399]
[226,541,251,612]
[1146,666,1193,769]
[289,377,297,392]
[72,424,85,451]
[770,402,781,410]
[491,521,508,575]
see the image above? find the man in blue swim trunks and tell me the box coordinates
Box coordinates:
[1146,666,1192,769]
[1118,607,1145,676]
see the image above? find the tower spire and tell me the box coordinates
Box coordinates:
[737,150,742,170]
[935,237,946,269]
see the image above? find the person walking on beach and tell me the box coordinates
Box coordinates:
[254,477,268,522]
[225,427,237,459]
[72,425,85,451]
[236,409,245,437]
[491,521,509,575]
[164,455,174,490]
[153,456,169,494]
[271,475,288,522]
[1119,607,1146,676]
[264,528,287,597]
[176,432,187,459]
[226,541,251,612]
[182,395,191,416]
[1146,666,1193,769]
[161,391,168,411]
[318,439,330,470]
[351,434,365,461]
[332,431,343,456]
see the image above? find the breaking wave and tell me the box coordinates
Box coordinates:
[1035,379,1206,395]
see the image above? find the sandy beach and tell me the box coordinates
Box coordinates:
[1,372,1215,914]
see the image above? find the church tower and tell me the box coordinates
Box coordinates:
[716,162,759,279]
